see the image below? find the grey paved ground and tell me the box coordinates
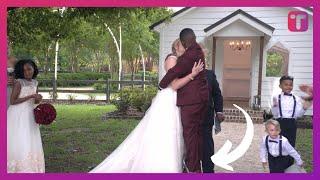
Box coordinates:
[213,122,267,173]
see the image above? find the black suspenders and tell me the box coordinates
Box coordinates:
[265,135,269,152]
[278,94,297,118]
[278,95,283,117]
[292,96,296,118]
[265,135,283,156]
[279,135,283,156]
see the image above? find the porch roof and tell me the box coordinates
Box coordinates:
[204,9,275,37]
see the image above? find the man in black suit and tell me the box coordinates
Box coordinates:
[202,69,224,173]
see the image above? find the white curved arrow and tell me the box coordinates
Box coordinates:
[211,104,254,171]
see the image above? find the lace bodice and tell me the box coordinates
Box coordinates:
[16,79,38,99]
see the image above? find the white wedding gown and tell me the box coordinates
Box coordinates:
[90,87,184,173]
[7,79,45,173]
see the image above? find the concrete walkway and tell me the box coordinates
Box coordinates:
[39,87,107,100]
[39,92,107,101]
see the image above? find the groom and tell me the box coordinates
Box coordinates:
[159,28,209,172]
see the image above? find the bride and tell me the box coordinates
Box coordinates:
[90,39,204,173]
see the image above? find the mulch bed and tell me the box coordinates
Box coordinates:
[101,107,145,120]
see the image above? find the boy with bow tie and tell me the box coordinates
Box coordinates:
[271,75,310,147]
[260,120,303,173]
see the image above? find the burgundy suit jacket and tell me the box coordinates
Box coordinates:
[159,42,209,106]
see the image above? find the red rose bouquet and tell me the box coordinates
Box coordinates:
[34,103,57,125]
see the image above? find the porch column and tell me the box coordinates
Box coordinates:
[212,37,216,70]
[258,36,264,105]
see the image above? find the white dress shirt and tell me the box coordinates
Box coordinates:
[260,135,303,166]
[271,92,306,119]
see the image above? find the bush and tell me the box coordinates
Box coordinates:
[122,71,158,81]
[136,71,158,81]
[110,83,119,92]
[93,79,120,92]
[93,78,107,91]
[111,88,132,112]
[129,88,145,111]
[111,86,158,112]
[141,86,158,112]
[88,94,96,102]
[37,72,111,87]
[49,91,58,99]
[68,94,77,102]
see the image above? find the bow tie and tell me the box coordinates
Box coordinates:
[284,92,292,96]
[269,140,278,143]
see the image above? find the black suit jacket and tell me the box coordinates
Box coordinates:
[202,69,223,173]
[206,69,223,126]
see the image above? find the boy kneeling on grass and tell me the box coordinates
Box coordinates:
[260,120,303,173]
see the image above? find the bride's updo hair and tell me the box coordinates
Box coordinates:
[165,39,180,61]
[171,39,180,56]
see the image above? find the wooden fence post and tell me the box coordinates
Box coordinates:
[106,79,110,103]
[142,74,145,90]
[53,78,57,101]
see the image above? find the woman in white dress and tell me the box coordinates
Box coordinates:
[7,59,45,173]
[90,39,204,173]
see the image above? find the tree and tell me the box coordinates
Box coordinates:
[7,7,172,85]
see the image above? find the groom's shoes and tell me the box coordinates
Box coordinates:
[182,160,191,173]
[182,160,204,173]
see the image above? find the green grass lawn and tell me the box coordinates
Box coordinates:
[296,128,313,172]
[41,104,139,172]
[41,104,313,173]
